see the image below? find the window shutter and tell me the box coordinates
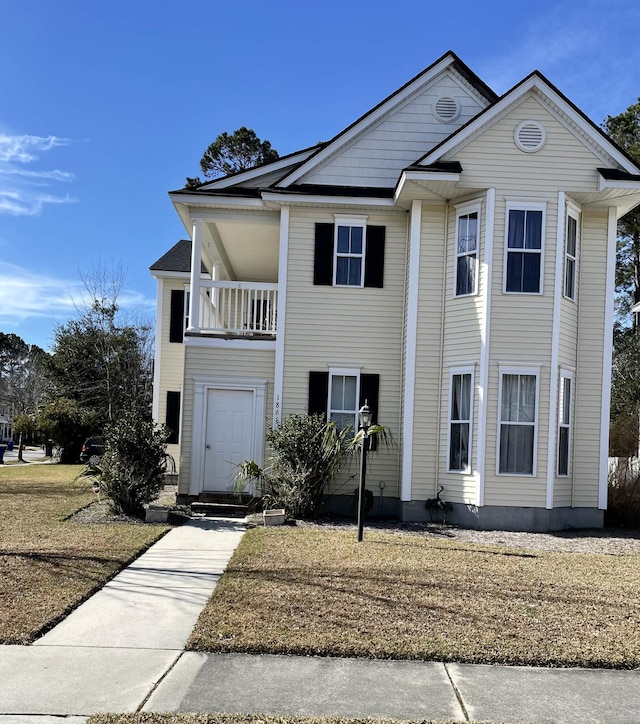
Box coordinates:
[308,371,329,418]
[166,391,181,444]
[169,289,185,343]
[313,223,334,285]
[364,226,385,288]
[359,373,380,451]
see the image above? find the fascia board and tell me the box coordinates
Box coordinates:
[277,56,456,188]
[598,176,640,192]
[420,75,640,174]
[260,191,396,208]
[149,270,192,280]
[394,170,461,204]
[169,192,265,208]
[200,148,318,190]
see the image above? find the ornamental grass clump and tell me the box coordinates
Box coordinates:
[97,410,171,518]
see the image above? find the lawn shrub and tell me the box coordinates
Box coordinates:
[235,413,352,518]
[98,409,171,518]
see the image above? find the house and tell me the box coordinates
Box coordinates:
[150,51,640,532]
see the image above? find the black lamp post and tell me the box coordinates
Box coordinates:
[357,400,372,542]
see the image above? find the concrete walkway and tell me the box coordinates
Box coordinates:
[1,518,640,723]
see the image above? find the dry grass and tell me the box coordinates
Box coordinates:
[188,527,640,669]
[88,715,463,724]
[0,463,169,643]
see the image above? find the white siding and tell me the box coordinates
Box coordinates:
[302,71,487,188]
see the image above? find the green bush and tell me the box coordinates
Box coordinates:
[98,410,171,518]
[37,397,96,463]
[235,413,352,519]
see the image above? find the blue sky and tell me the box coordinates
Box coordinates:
[1,0,639,350]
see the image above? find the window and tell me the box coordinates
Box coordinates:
[308,370,380,447]
[328,370,360,432]
[557,372,572,476]
[564,212,578,301]
[166,391,181,444]
[448,369,474,472]
[335,223,365,286]
[498,369,539,475]
[313,222,385,288]
[455,205,480,296]
[505,205,545,293]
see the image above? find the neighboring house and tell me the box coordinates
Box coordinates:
[150,51,640,531]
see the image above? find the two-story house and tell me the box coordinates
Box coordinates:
[151,51,640,531]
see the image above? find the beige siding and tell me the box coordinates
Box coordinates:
[178,346,275,494]
[157,279,187,470]
[282,208,406,496]
[303,70,487,188]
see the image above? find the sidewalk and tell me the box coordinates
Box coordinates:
[1,518,639,723]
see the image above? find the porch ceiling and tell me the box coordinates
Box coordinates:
[205,215,280,282]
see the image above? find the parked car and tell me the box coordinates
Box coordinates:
[80,437,104,465]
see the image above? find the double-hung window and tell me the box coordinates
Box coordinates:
[498,368,539,475]
[454,204,480,296]
[448,368,474,472]
[505,204,545,293]
[557,371,573,476]
[564,210,579,301]
[328,368,360,432]
[334,220,366,287]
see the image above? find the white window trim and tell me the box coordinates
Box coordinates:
[557,369,574,477]
[563,206,580,302]
[447,366,475,474]
[333,215,367,288]
[328,366,361,433]
[503,201,546,295]
[496,365,541,477]
[453,201,481,298]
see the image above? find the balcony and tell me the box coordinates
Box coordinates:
[189,281,278,338]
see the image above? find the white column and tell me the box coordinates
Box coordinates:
[475,188,495,507]
[273,206,290,427]
[599,207,617,509]
[401,200,422,501]
[187,217,203,332]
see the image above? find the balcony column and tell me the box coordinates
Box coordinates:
[187,217,203,332]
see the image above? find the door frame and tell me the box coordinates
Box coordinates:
[190,375,268,495]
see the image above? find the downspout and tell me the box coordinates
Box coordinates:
[397,211,411,488]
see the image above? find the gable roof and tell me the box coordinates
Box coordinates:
[273,51,498,189]
[149,239,207,274]
[415,70,640,175]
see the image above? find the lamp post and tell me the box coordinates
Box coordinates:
[357,400,372,542]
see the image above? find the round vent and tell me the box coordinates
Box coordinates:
[434,96,460,123]
[514,120,546,152]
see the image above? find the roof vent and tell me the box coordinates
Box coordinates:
[514,120,546,152]
[434,97,460,123]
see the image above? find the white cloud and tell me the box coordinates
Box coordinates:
[0,132,76,217]
[0,264,154,325]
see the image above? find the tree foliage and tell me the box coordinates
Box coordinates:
[0,332,48,416]
[37,397,96,463]
[603,101,640,320]
[185,126,279,188]
[46,267,153,430]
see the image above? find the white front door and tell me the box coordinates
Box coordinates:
[203,388,254,492]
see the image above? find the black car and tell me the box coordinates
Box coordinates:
[80,437,104,465]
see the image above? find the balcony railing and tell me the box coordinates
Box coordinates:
[193,281,278,337]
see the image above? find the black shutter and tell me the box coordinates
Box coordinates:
[169,289,185,343]
[359,373,380,451]
[166,391,181,444]
[364,225,385,288]
[313,223,334,285]
[308,371,329,418]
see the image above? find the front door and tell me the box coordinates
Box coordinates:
[203,388,254,492]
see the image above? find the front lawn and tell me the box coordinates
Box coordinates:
[0,464,169,644]
[187,527,640,668]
